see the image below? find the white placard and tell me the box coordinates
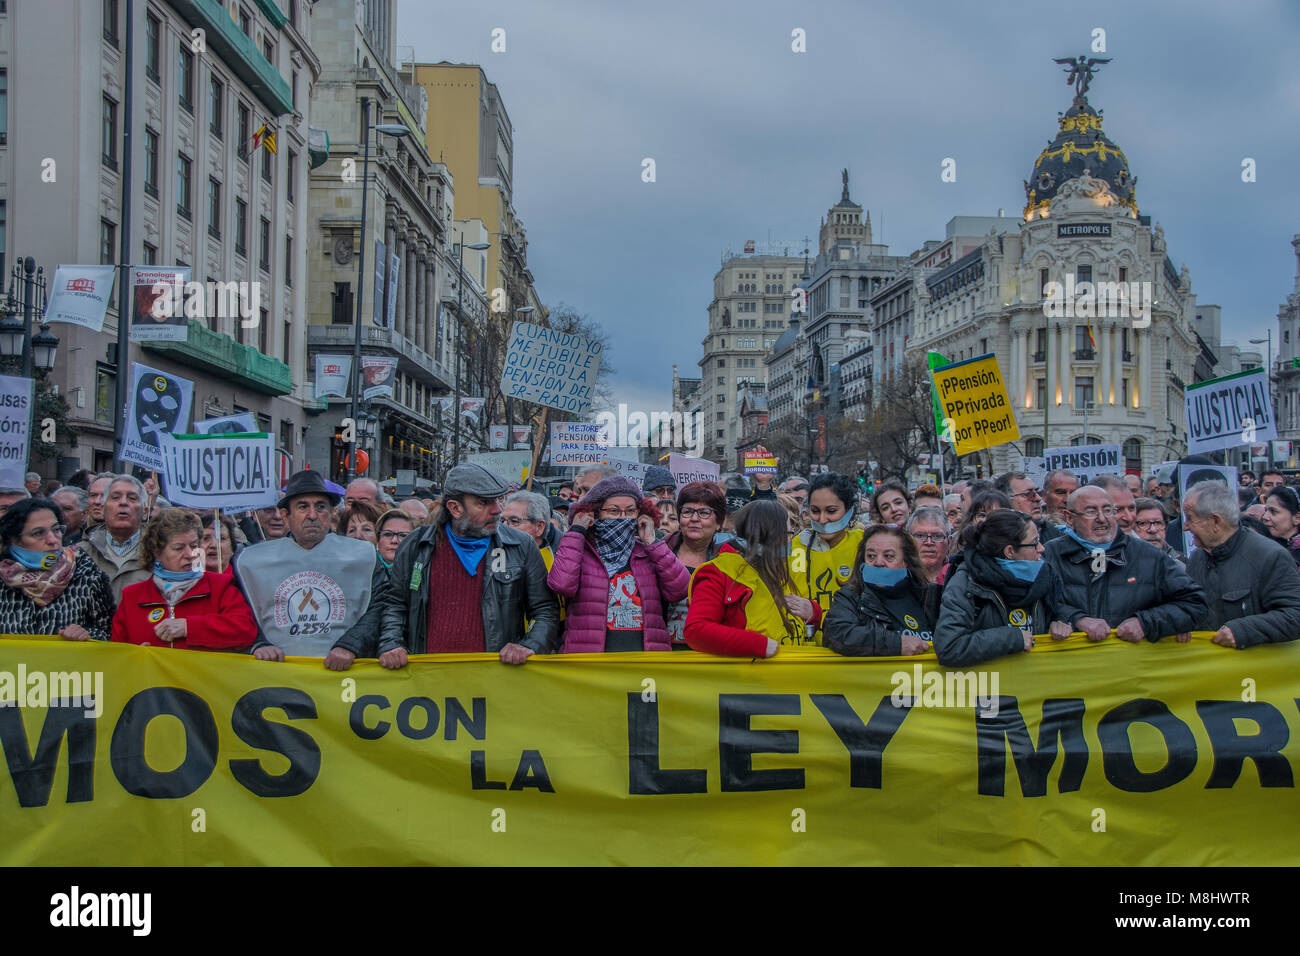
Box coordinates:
[465,450,531,484]
[1043,444,1123,482]
[550,421,611,465]
[1185,367,1276,455]
[314,355,352,399]
[668,453,720,487]
[158,432,277,511]
[41,265,117,332]
[0,374,33,488]
[511,425,531,450]
[1020,455,1046,484]
[121,363,194,472]
[501,322,603,414]
[606,448,645,485]
[488,425,508,450]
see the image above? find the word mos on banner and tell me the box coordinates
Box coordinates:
[1,636,1296,866]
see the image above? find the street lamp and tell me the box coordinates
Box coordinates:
[347,96,410,482]
[452,239,491,466]
[0,259,57,375]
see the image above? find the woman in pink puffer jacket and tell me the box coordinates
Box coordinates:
[546,476,690,652]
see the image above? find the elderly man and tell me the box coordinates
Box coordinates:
[79,475,150,599]
[0,487,30,519]
[1042,469,1080,524]
[573,464,617,500]
[1183,480,1300,648]
[995,471,1062,544]
[239,503,289,544]
[344,477,383,511]
[85,473,116,530]
[398,498,430,525]
[1133,497,1183,562]
[1124,473,1142,497]
[1090,474,1138,534]
[378,463,558,668]
[1044,485,1206,644]
[233,470,384,667]
[24,472,41,495]
[779,476,810,507]
[51,486,89,546]
[502,489,560,565]
[942,493,963,527]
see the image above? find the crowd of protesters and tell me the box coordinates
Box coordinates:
[4,445,1298,669]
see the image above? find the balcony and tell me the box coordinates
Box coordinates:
[1032,350,1045,362]
[170,0,292,116]
[307,324,454,390]
[1123,350,1133,362]
[142,320,291,395]
[1073,348,1096,361]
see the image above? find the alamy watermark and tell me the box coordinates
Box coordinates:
[0,664,103,719]
[150,278,262,327]
[890,664,1000,717]
[1042,274,1152,328]
[592,403,705,456]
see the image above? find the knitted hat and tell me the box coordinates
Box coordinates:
[578,475,643,509]
[642,465,676,494]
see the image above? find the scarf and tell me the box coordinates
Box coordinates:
[593,517,638,577]
[152,561,204,603]
[1063,526,1115,555]
[0,546,77,607]
[446,528,491,576]
[965,549,1054,609]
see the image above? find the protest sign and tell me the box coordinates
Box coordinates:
[1020,456,1046,484]
[501,322,603,414]
[1043,444,1123,482]
[192,412,258,435]
[1185,367,1276,455]
[158,432,277,511]
[1275,441,1292,463]
[669,453,720,487]
[120,363,194,471]
[605,448,646,485]
[929,354,1018,456]
[360,356,397,400]
[128,266,192,342]
[459,397,485,422]
[0,375,33,488]
[743,451,777,476]
[550,421,611,466]
[466,450,531,484]
[41,265,116,332]
[314,355,351,399]
[1179,463,1237,557]
[511,425,531,450]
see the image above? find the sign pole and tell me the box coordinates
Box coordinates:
[525,407,550,491]
[214,509,223,574]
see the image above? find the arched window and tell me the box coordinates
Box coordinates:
[1025,437,1044,457]
[1123,437,1142,474]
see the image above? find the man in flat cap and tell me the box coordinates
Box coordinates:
[232,469,385,666]
[377,462,559,668]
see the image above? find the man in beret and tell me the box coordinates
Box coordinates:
[377,463,558,667]
[232,469,385,668]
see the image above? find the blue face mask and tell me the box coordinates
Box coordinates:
[10,545,59,571]
[995,557,1045,583]
[152,560,203,583]
[810,507,855,535]
[1064,527,1111,552]
[860,564,908,588]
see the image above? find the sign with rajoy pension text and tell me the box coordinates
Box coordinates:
[501,322,603,414]
[1185,366,1276,455]
[1,637,1296,866]
[549,421,610,466]
[0,374,33,489]
[157,432,277,512]
[1043,444,1123,482]
[929,353,1019,456]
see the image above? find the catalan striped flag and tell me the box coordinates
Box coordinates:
[250,123,277,155]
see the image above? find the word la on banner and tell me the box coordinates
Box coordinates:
[0,637,1296,866]
[930,353,1019,456]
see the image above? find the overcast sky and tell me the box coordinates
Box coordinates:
[400,0,1300,415]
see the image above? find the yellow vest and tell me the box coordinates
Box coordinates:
[693,551,803,644]
[526,545,564,632]
[788,528,863,645]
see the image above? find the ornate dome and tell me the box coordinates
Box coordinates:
[1023,93,1138,220]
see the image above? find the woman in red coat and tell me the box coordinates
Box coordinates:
[111,509,257,650]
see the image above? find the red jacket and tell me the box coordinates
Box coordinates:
[111,572,258,651]
[684,546,822,657]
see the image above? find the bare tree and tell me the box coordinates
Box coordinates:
[836,356,941,480]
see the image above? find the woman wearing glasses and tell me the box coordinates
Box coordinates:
[934,510,1068,667]
[0,498,115,641]
[374,509,414,571]
[905,507,952,583]
[823,524,940,656]
[547,476,689,652]
[661,482,727,649]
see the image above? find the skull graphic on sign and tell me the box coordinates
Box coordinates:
[136,373,184,448]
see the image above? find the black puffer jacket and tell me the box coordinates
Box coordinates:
[823,576,941,656]
[378,521,558,655]
[1045,531,1207,641]
[934,551,1064,667]
[1188,526,1300,648]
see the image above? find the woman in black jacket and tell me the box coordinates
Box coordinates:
[823,524,940,656]
[934,510,1069,667]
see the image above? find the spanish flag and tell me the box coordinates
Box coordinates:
[251,124,277,155]
[1086,320,1097,351]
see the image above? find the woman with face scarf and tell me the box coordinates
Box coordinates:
[1260,486,1300,568]
[933,510,1070,667]
[788,472,863,645]
[111,509,257,650]
[546,476,690,652]
[824,525,940,656]
[0,498,115,641]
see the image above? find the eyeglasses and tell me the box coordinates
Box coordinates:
[911,532,947,543]
[1134,519,1165,531]
[1068,507,1117,519]
[599,508,639,518]
[679,508,715,520]
[22,524,65,540]
[1014,537,1042,550]
[379,530,410,541]
[1011,489,1041,500]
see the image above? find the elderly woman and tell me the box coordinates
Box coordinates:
[0,497,115,640]
[111,508,257,650]
[823,524,940,657]
[906,506,952,584]
[200,512,239,574]
[662,481,727,649]
[547,475,690,652]
[374,509,414,571]
[337,500,381,544]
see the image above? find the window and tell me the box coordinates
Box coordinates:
[291,70,298,111]
[332,282,353,324]
[1122,377,1130,407]
[178,45,194,112]
[239,6,251,36]
[284,234,293,286]
[1035,378,1046,410]
[717,359,725,367]
[717,376,726,385]
[0,69,6,144]
[176,154,192,219]
[1034,327,1046,359]
[208,75,223,138]
[101,95,118,169]
[0,200,6,278]
[282,320,292,365]
[145,12,161,81]
[259,218,270,273]
[1025,437,1044,457]
[1118,266,1127,283]
[237,102,251,161]
[286,150,296,203]
[142,128,159,197]
[100,219,116,265]
[207,178,221,238]
[103,0,118,46]
[95,366,115,425]
[1123,438,1142,474]
[262,34,275,64]
[1074,376,1095,408]
[1039,268,1050,295]
[234,199,247,257]
[261,141,272,183]
[1075,325,1093,355]
[1076,264,1092,285]
[259,309,269,354]
[142,241,157,266]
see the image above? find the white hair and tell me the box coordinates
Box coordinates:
[1185,480,1240,528]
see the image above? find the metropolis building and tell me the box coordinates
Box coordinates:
[909,66,1201,476]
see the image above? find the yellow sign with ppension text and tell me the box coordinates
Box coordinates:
[0,635,1295,865]
[931,353,1020,456]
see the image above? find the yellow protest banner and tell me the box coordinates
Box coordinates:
[0,635,1296,865]
[931,353,1020,455]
